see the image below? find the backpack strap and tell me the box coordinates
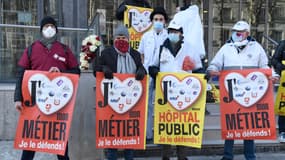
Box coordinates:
[27,42,35,69]
[27,44,33,58]
[61,43,67,54]
[158,45,163,68]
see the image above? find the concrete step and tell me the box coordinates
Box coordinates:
[131,103,282,158]
[206,103,220,114]
[2,140,285,160]
[130,142,285,158]
[204,114,221,129]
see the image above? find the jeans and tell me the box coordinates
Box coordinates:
[20,144,69,160]
[278,115,285,133]
[106,149,133,160]
[147,78,155,140]
[223,140,256,160]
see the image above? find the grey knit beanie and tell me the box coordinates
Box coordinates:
[114,25,129,39]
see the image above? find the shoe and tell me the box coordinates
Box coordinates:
[146,138,153,144]
[279,132,285,143]
[162,157,170,160]
[221,157,232,160]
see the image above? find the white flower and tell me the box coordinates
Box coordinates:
[82,39,88,46]
[95,41,101,46]
[89,45,97,52]
[79,34,101,70]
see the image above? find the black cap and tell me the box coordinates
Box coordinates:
[40,16,58,32]
[150,7,168,22]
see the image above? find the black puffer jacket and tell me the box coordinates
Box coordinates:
[116,0,151,20]
[93,46,146,76]
[272,40,285,76]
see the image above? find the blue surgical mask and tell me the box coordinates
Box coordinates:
[231,31,243,42]
[153,21,164,31]
[168,33,180,43]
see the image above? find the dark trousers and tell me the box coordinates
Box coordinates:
[223,140,255,160]
[161,144,188,160]
[106,149,133,160]
[20,144,69,160]
[278,115,285,133]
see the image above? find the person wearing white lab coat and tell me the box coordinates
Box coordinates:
[138,7,168,142]
[149,20,203,76]
[148,19,203,160]
[207,20,279,160]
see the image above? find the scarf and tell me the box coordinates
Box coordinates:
[40,35,57,50]
[234,39,249,53]
[115,47,136,74]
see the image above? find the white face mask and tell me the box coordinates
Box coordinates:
[42,26,56,38]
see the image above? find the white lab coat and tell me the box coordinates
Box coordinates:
[151,40,203,73]
[138,29,168,72]
[207,40,269,71]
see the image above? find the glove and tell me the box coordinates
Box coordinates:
[182,56,195,71]
[149,66,159,79]
[204,74,210,82]
[135,67,146,80]
[102,66,113,79]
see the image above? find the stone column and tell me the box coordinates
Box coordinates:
[69,71,104,160]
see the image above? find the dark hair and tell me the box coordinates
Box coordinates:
[168,28,183,34]
[150,7,168,21]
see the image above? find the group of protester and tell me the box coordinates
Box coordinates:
[14,0,285,160]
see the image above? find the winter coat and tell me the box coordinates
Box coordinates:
[116,0,151,20]
[151,39,203,73]
[138,29,168,72]
[207,37,269,72]
[14,40,80,102]
[272,40,285,75]
[93,46,145,74]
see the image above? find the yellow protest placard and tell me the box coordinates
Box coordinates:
[124,5,153,50]
[275,71,285,115]
[153,72,207,148]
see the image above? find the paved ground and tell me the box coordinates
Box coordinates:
[2,140,285,160]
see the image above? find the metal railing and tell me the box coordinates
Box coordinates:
[0,24,96,82]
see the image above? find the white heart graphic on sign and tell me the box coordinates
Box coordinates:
[224,71,268,107]
[129,8,152,33]
[101,77,143,114]
[161,75,202,111]
[28,73,74,115]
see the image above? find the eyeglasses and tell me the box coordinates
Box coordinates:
[154,18,164,21]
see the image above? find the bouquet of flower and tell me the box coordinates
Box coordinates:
[79,35,101,70]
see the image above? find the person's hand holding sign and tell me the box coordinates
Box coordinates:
[15,101,23,112]
[49,66,60,72]
[208,70,220,77]
[182,56,195,71]
[269,76,280,84]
